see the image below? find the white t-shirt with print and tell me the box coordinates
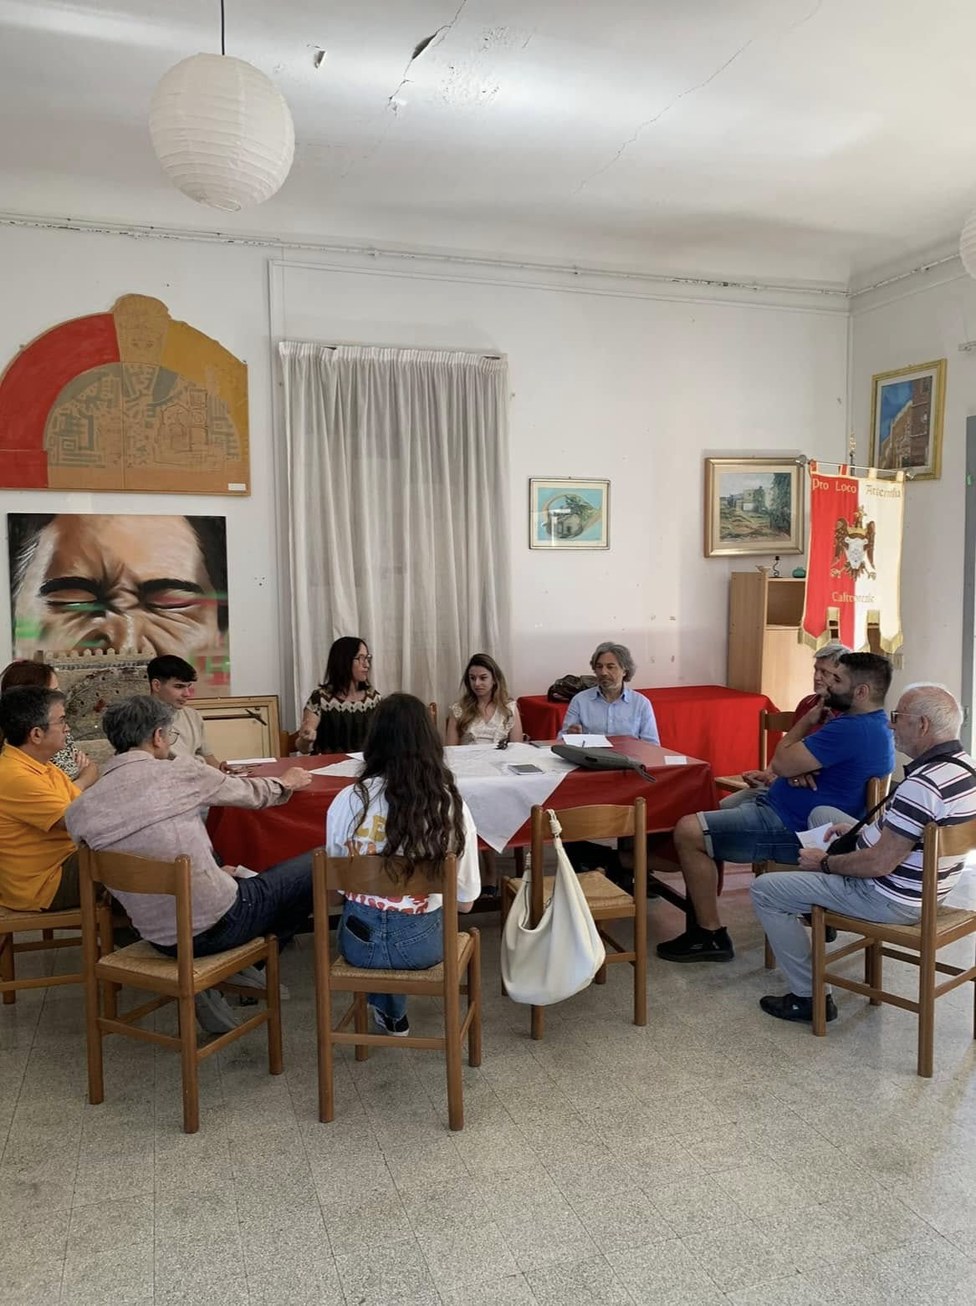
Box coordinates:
[325,777,481,914]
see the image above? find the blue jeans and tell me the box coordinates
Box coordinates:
[698,796,801,865]
[338,900,444,1021]
[154,853,314,958]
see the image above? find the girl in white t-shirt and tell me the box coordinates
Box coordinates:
[325,692,480,1036]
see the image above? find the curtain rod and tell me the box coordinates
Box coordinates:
[794,455,913,479]
[317,344,502,360]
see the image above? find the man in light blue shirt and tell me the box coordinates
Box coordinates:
[563,642,660,743]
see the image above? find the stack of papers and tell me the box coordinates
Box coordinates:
[558,734,612,748]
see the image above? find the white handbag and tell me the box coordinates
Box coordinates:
[500,810,606,1006]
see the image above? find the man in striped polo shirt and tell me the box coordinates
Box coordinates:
[751,684,976,1024]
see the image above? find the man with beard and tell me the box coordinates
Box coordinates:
[657,652,895,963]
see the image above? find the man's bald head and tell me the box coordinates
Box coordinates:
[897,684,963,746]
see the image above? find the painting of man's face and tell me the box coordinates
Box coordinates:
[9,513,229,689]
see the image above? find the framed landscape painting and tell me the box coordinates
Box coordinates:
[870,358,946,480]
[704,457,804,557]
[529,477,609,549]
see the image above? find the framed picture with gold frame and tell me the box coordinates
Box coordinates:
[190,695,282,761]
[870,359,946,480]
[704,457,804,557]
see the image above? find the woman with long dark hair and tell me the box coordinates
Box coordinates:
[325,693,480,1036]
[297,635,381,755]
[445,653,522,747]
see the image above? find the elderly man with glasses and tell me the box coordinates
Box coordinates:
[0,686,99,911]
[752,683,976,1024]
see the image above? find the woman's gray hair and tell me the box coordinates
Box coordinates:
[901,683,964,738]
[590,642,636,682]
[814,641,849,664]
[102,695,175,754]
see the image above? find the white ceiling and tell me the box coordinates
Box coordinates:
[3,0,976,288]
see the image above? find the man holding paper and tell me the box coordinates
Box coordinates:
[563,642,659,743]
[657,653,894,964]
[752,684,976,1024]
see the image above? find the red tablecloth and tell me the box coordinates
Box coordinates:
[207,739,715,872]
[517,685,771,777]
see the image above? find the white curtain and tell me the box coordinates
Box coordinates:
[278,343,511,725]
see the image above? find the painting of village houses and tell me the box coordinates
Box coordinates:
[704,457,804,557]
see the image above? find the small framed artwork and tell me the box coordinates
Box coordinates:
[870,359,946,480]
[529,478,610,549]
[704,457,804,557]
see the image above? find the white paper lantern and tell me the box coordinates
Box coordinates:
[149,53,295,211]
[961,209,976,280]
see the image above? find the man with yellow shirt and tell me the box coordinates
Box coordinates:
[0,686,98,911]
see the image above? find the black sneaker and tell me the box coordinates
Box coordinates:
[759,991,838,1023]
[656,927,734,963]
[368,1004,410,1036]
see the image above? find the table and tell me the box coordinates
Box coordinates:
[207,738,715,873]
[517,685,772,776]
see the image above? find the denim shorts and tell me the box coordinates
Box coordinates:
[698,797,801,865]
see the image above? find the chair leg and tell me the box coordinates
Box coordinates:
[444,980,464,1133]
[594,960,608,985]
[811,907,827,1037]
[83,950,105,1108]
[354,993,369,1061]
[918,949,936,1078]
[0,934,14,1004]
[634,910,648,1029]
[178,993,200,1134]
[866,941,883,1003]
[530,1003,544,1041]
[42,928,54,942]
[97,904,118,1020]
[265,937,283,1076]
[468,930,482,1068]
[763,935,775,970]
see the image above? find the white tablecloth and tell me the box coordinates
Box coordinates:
[312,743,577,852]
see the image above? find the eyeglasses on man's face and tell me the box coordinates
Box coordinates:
[889,711,924,725]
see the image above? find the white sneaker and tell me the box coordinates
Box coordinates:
[194,987,239,1034]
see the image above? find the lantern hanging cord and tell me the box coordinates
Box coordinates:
[220,0,226,56]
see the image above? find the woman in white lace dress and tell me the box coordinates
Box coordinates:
[446,653,523,747]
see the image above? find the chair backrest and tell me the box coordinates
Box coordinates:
[528,800,648,918]
[311,849,461,997]
[866,774,891,809]
[759,711,796,769]
[77,842,196,989]
[919,815,976,939]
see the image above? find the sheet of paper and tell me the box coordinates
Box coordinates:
[558,734,612,748]
[310,759,363,777]
[225,757,277,766]
[663,754,687,766]
[231,866,259,879]
[797,823,834,851]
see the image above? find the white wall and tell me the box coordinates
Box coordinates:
[0,222,849,723]
[850,264,976,701]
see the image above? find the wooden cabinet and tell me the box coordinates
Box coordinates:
[727,571,810,712]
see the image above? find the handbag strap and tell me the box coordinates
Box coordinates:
[546,809,562,838]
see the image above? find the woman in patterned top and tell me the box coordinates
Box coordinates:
[446,653,523,747]
[0,660,88,780]
[297,636,382,756]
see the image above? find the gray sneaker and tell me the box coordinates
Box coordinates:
[226,966,290,1001]
[194,987,239,1034]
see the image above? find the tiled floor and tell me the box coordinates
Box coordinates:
[4,864,976,1304]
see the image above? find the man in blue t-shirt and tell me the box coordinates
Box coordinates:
[657,652,895,964]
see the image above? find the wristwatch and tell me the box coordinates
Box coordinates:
[821,855,832,875]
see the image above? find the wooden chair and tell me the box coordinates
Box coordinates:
[78,844,282,1134]
[278,728,300,757]
[312,849,481,1131]
[752,772,890,969]
[1,898,112,1005]
[500,798,647,1040]
[811,816,976,1077]
[714,709,795,795]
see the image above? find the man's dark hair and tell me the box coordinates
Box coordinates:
[838,652,892,703]
[147,655,197,684]
[103,695,175,753]
[0,686,64,747]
